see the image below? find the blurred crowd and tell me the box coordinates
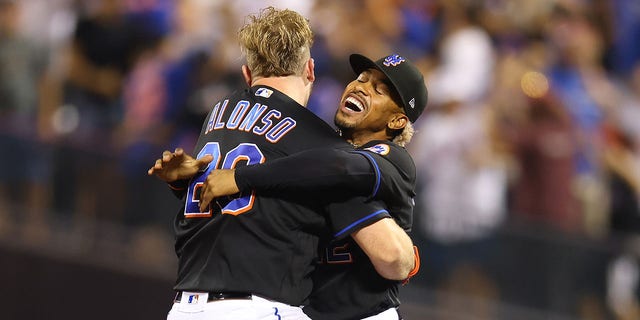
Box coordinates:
[1,0,640,319]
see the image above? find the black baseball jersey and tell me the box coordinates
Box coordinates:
[170,85,358,306]
[235,140,417,319]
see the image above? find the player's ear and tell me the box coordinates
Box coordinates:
[241,65,252,86]
[304,58,315,83]
[388,113,408,130]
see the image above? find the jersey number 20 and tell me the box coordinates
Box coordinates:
[184,142,265,218]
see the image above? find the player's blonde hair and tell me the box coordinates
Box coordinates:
[392,122,414,147]
[238,7,313,78]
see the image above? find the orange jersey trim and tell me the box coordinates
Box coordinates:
[168,182,186,191]
[402,245,420,285]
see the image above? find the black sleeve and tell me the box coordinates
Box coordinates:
[350,142,417,230]
[327,197,391,241]
[234,148,378,197]
[167,179,189,199]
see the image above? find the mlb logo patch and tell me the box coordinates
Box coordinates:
[364,144,391,156]
[255,88,274,98]
[383,54,405,67]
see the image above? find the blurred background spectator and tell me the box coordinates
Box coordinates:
[0,0,54,242]
[2,0,640,319]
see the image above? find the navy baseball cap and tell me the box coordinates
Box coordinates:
[349,53,428,123]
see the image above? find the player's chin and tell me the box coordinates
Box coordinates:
[335,113,358,129]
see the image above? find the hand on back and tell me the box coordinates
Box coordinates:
[199,169,240,212]
[148,148,213,183]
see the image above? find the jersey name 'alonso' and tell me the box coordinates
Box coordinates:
[172,85,348,306]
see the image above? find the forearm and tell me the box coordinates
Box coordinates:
[351,218,415,280]
[235,148,375,195]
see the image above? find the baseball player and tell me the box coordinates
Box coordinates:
[198,53,428,319]
[148,8,417,320]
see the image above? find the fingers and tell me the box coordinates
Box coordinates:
[199,171,212,212]
[199,180,211,212]
[149,147,215,211]
[147,159,164,175]
[149,148,186,177]
[197,154,214,169]
[152,149,185,171]
[162,150,173,162]
[161,148,187,163]
[199,198,209,213]
[199,169,220,212]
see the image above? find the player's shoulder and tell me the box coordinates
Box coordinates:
[359,140,410,158]
[356,140,415,170]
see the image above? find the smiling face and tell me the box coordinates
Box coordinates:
[335,69,407,141]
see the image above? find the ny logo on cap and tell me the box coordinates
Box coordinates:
[383,54,405,67]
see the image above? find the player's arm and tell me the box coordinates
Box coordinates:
[235,143,413,204]
[238,147,376,193]
[199,144,415,213]
[198,147,376,210]
[236,147,376,193]
[351,217,417,280]
[329,197,418,281]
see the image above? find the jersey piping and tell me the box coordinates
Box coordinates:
[334,209,389,238]
[352,150,381,199]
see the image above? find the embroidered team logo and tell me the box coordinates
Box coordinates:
[255,88,273,98]
[365,144,390,156]
[383,54,405,67]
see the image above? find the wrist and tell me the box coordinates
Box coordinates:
[234,166,250,192]
[402,246,420,285]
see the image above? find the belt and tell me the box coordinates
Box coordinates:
[175,291,253,303]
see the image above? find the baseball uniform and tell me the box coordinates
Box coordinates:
[235,140,417,319]
[165,85,395,319]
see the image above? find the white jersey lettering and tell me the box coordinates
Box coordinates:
[206,99,297,143]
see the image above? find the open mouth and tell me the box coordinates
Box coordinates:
[344,96,364,112]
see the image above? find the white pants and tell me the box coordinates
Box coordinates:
[361,307,400,320]
[167,292,311,320]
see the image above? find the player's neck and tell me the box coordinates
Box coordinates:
[341,129,389,148]
[252,76,311,107]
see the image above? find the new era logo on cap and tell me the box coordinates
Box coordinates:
[409,98,415,109]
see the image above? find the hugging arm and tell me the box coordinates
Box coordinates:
[235,147,377,195]
[199,147,377,209]
[352,217,417,280]
[199,147,378,210]
[328,197,418,281]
